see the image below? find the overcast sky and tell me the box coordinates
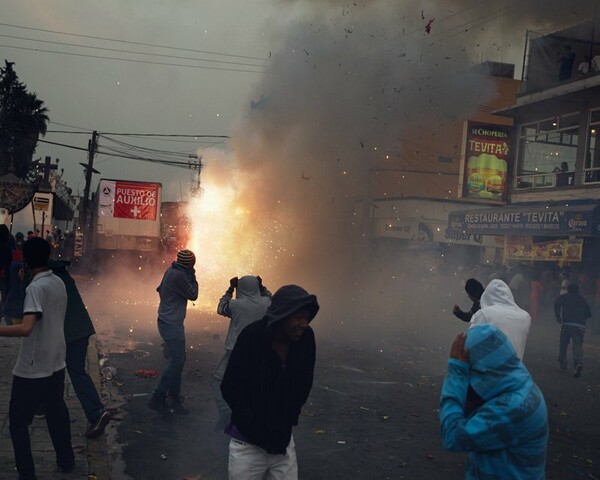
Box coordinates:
[1,1,595,202]
[1,0,274,200]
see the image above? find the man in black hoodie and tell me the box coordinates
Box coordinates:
[452,278,484,323]
[555,283,592,377]
[49,260,111,438]
[221,284,319,480]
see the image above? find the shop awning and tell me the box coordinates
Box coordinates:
[447,204,600,237]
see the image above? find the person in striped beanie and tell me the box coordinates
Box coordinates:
[440,324,548,479]
[148,249,198,416]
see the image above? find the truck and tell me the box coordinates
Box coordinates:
[92,179,162,255]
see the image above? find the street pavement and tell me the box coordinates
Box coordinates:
[2,291,599,479]
[0,336,111,480]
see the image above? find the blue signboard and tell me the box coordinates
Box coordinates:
[447,205,600,237]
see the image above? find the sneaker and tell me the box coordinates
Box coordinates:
[574,364,583,378]
[85,410,111,439]
[148,394,170,415]
[170,396,190,415]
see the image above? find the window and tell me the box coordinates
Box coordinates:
[585,109,600,183]
[516,113,579,189]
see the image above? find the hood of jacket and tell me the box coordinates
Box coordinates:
[236,275,261,300]
[466,324,531,401]
[480,279,518,309]
[264,284,319,328]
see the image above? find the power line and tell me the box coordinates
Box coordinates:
[0,44,266,74]
[99,132,229,138]
[38,138,89,152]
[0,33,269,68]
[0,22,270,61]
[38,138,200,169]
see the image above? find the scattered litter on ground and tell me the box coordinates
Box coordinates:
[135,369,160,378]
[160,454,167,460]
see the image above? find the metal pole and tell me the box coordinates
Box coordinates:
[82,130,98,230]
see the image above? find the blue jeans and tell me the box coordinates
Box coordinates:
[155,320,186,399]
[66,336,104,424]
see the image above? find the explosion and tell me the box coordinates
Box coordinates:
[185,164,283,311]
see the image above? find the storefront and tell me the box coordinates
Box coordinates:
[446,203,600,264]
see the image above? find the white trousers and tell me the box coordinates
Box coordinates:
[228,436,298,480]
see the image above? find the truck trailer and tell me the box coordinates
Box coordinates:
[92,179,162,254]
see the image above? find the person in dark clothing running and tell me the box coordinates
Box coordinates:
[49,260,111,438]
[148,249,198,415]
[453,278,484,323]
[221,284,319,480]
[555,283,592,378]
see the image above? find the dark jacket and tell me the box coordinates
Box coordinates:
[554,292,592,328]
[453,300,481,323]
[221,284,318,454]
[49,260,95,343]
[4,260,25,319]
[157,262,198,325]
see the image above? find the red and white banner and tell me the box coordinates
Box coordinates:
[99,180,159,220]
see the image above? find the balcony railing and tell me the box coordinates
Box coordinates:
[584,167,600,183]
[515,171,574,190]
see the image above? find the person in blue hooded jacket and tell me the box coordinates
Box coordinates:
[440,324,548,479]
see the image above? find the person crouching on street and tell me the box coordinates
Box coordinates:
[148,249,198,415]
[440,325,548,479]
[221,284,319,480]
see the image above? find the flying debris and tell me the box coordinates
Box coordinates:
[425,19,435,34]
[301,172,311,180]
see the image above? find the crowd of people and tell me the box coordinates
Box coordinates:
[1,225,596,479]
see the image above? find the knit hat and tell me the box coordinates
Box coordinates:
[176,249,196,268]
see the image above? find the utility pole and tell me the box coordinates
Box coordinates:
[81,131,98,230]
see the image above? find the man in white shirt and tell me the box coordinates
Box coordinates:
[469,279,531,360]
[0,237,74,480]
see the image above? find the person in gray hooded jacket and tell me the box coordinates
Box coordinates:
[148,249,198,415]
[221,284,319,480]
[212,275,272,430]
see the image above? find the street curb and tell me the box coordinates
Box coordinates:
[86,335,111,480]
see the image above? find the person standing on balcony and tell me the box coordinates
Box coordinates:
[557,45,575,81]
